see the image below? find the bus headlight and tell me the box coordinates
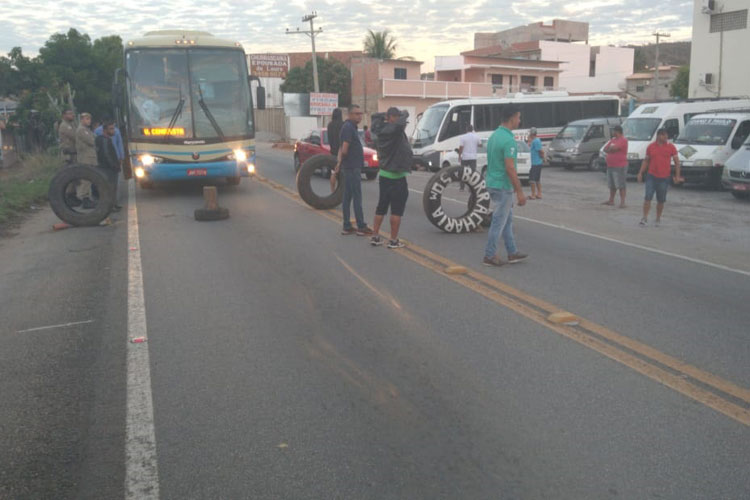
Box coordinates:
[140,154,155,166]
[233,149,247,162]
[247,163,255,174]
[134,167,146,178]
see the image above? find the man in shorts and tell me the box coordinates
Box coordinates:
[370,107,412,249]
[527,128,544,199]
[637,128,684,226]
[458,124,480,192]
[602,125,628,208]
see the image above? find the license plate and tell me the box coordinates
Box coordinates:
[187,168,207,177]
[733,183,748,191]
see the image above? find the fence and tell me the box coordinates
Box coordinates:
[255,108,286,141]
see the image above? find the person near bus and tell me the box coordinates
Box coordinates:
[75,113,96,208]
[637,128,685,227]
[370,107,412,249]
[602,125,628,208]
[527,128,545,199]
[458,124,480,192]
[95,120,123,212]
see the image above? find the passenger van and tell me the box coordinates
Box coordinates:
[722,135,750,199]
[600,99,750,176]
[674,111,750,186]
[547,117,623,170]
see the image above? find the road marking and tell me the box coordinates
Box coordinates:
[125,180,160,499]
[407,187,750,278]
[258,175,750,427]
[15,319,94,334]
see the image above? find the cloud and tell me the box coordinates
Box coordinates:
[1,0,693,71]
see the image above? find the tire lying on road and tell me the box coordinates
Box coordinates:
[48,164,114,226]
[296,154,343,210]
[423,165,491,233]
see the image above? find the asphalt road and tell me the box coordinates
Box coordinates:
[1,147,749,499]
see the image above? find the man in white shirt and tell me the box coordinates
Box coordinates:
[458,124,480,191]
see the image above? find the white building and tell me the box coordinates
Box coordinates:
[689,0,750,98]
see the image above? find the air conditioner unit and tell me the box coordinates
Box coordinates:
[705,73,714,85]
[702,0,717,14]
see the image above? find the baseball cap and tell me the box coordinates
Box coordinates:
[529,127,538,136]
[387,107,401,116]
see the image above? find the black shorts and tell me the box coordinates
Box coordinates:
[376,176,408,216]
[529,164,542,183]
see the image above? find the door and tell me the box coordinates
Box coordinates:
[582,124,605,155]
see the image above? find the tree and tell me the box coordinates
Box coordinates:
[280,57,351,106]
[363,30,397,59]
[671,66,689,99]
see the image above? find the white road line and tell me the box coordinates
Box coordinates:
[408,187,750,278]
[125,180,160,499]
[15,319,94,334]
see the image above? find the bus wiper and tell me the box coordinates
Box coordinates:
[164,89,185,143]
[196,84,225,139]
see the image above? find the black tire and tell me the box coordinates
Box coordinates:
[194,207,230,221]
[423,165,491,233]
[293,154,301,173]
[563,164,575,170]
[48,165,114,226]
[365,171,378,180]
[226,176,241,186]
[731,191,750,199]
[588,156,598,171]
[297,154,343,210]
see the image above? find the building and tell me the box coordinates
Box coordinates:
[626,66,681,102]
[475,19,588,48]
[689,0,750,98]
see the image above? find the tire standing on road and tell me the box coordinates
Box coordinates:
[297,154,344,209]
[48,165,114,226]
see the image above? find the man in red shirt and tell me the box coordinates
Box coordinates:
[637,128,684,226]
[602,125,628,208]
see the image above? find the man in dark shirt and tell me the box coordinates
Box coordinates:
[95,120,122,211]
[334,105,373,235]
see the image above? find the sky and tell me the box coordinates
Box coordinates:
[1,0,694,71]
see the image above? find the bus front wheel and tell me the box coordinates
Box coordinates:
[227,176,241,186]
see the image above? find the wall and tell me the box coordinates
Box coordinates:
[474,20,589,48]
[254,108,286,141]
[689,0,750,98]
[539,41,632,94]
[350,57,382,125]
[286,116,319,141]
[378,60,422,81]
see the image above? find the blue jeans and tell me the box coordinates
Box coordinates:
[484,188,518,259]
[342,168,365,229]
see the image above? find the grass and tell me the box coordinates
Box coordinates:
[0,153,60,225]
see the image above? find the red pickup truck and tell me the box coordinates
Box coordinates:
[293,129,379,180]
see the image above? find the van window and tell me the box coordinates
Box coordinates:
[587,125,604,140]
[732,121,750,149]
[663,119,679,140]
[439,105,472,141]
[623,118,661,141]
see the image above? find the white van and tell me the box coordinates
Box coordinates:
[674,112,750,186]
[598,99,750,176]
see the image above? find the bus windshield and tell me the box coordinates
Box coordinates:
[412,104,448,148]
[622,118,661,142]
[675,118,737,146]
[126,48,253,141]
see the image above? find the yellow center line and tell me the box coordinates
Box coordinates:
[255,175,750,426]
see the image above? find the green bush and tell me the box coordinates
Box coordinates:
[0,153,60,223]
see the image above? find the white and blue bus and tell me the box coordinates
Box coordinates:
[410,92,620,171]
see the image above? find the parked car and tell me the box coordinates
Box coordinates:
[722,135,750,199]
[293,129,379,180]
[547,117,623,170]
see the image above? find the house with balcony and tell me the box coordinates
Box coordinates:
[626,66,681,102]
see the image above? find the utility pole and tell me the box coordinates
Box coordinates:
[652,31,670,100]
[286,11,323,93]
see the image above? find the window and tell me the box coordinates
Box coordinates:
[732,121,750,148]
[518,102,557,128]
[439,105,472,141]
[587,125,605,140]
[491,74,503,85]
[589,59,596,77]
[544,76,554,88]
[663,118,679,140]
[520,75,537,90]
[474,104,504,132]
[710,10,748,33]
[394,67,407,80]
[636,86,645,93]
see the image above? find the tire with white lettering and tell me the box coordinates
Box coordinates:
[423,165,491,233]
[48,164,114,226]
[297,154,343,209]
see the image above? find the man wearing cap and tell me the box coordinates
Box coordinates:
[602,125,628,208]
[57,109,77,165]
[75,112,96,208]
[370,107,412,249]
[527,128,544,199]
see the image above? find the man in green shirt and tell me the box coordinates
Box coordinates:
[483,104,528,267]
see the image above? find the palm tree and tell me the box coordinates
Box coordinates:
[363,30,397,59]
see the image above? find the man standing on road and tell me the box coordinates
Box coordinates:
[370,107,412,249]
[57,109,77,165]
[483,104,528,267]
[334,105,373,236]
[527,128,544,199]
[75,113,96,208]
[602,125,628,208]
[95,120,122,212]
[327,108,343,193]
[637,128,684,226]
[458,124,480,192]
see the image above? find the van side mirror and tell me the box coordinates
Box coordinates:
[256,86,266,110]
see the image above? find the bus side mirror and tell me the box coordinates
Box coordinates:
[256,86,266,110]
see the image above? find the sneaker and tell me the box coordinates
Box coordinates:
[507,252,528,264]
[341,227,356,235]
[482,256,505,267]
[370,235,384,246]
[639,218,648,226]
[356,226,374,236]
[387,239,405,249]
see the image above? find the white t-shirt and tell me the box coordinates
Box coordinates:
[459,132,480,160]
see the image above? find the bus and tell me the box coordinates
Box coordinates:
[115,30,265,188]
[410,92,620,171]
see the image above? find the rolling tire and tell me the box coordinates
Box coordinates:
[226,176,241,186]
[293,154,301,173]
[296,154,343,210]
[365,171,378,180]
[48,165,114,226]
[423,165,491,233]
[194,207,230,221]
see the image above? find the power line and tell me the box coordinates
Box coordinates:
[286,11,323,93]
